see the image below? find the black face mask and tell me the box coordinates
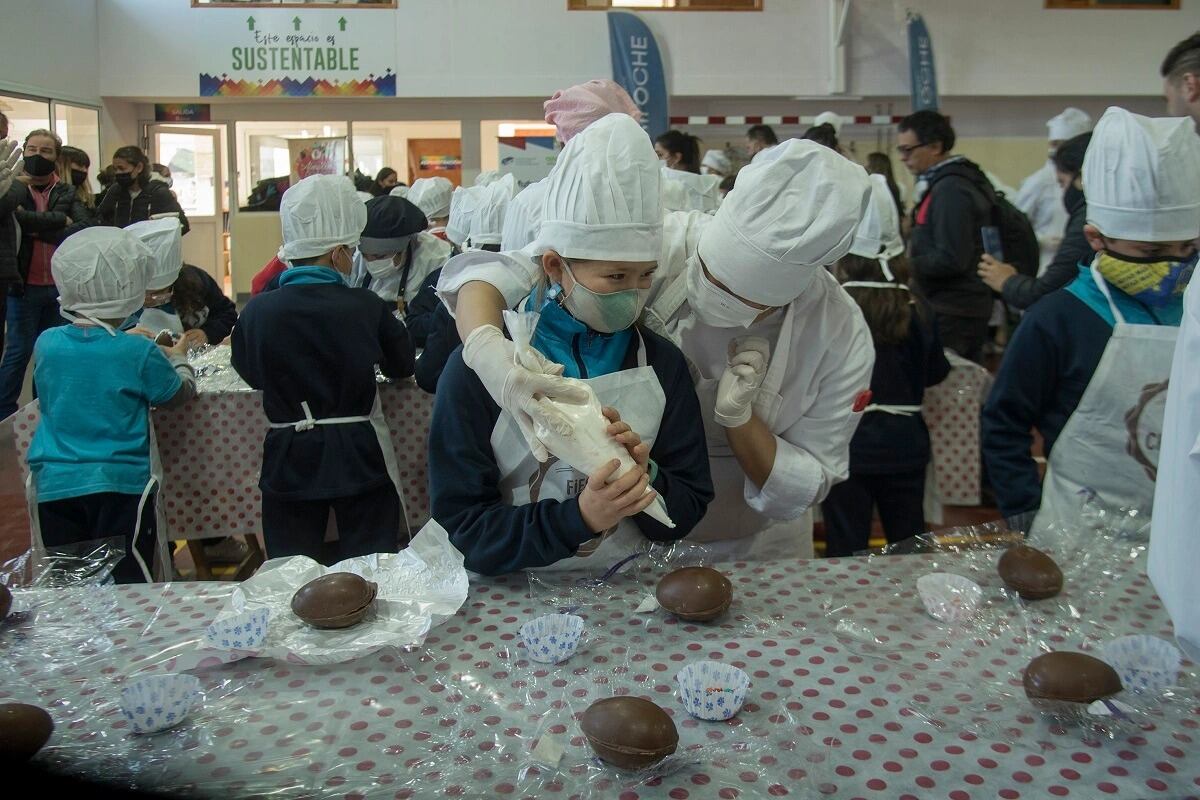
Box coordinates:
[114,173,135,188]
[1063,184,1083,212]
[23,154,57,178]
[70,169,88,187]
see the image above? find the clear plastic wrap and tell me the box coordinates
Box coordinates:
[1,536,127,589]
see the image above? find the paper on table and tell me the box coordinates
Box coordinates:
[208,520,469,666]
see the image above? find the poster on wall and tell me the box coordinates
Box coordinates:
[498,137,558,190]
[200,10,395,97]
[288,137,346,184]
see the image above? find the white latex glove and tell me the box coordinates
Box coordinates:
[713,336,770,428]
[0,140,21,198]
[462,324,587,461]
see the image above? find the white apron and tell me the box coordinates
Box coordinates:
[1032,267,1178,536]
[268,390,411,544]
[490,332,666,571]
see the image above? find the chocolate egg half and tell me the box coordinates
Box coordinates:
[0,703,53,761]
[291,572,377,629]
[656,566,733,622]
[1023,651,1122,704]
[0,583,10,620]
[580,696,678,770]
[998,544,1063,600]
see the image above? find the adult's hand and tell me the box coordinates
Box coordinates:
[978,254,1017,293]
[0,140,20,197]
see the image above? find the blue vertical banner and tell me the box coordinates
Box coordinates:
[907,13,939,112]
[607,11,669,139]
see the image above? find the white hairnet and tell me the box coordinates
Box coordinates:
[53,227,152,322]
[407,177,454,221]
[1084,106,1200,242]
[389,185,409,199]
[355,190,375,204]
[445,185,481,247]
[701,149,731,175]
[126,217,182,291]
[474,170,501,187]
[469,173,517,247]
[532,113,662,262]
[698,138,871,305]
[848,174,904,263]
[277,175,367,265]
[501,179,549,251]
[661,166,721,214]
[1047,107,1092,142]
[813,111,843,134]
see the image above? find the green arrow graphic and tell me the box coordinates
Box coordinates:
[292,16,301,31]
[338,17,347,32]
[246,16,255,31]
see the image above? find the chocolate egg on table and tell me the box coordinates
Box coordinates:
[997,544,1063,600]
[656,566,733,622]
[0,583,10,620]
[290,572,377,629]
[0,703,53,761]
[1023,652,1123,704]
[581,696,679,770]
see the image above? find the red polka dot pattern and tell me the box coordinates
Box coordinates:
[923,354,993,506]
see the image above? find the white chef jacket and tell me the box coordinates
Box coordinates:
[501,179,550,252]
[437,210,874,526]
[1014,161,1068,272]
[351,231,452,305]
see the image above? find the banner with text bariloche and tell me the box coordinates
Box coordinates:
[607,11,668,140]
[200,9,395,97]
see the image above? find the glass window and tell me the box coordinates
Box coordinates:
[352,132,386,184]
[193,0,395,6]
[569,0,762,9]
[52,103,101,179]
[156,131,218,217]
[0,94,51,145]
[234,121,347,211]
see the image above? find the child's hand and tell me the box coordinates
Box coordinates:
[126,325,156,340]
[601,406,649,471]
[163,336,191,359]
[577,459,656,535]
[180,329,208,350]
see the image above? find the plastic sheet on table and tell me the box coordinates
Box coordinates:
[1,537,127,589]
[188,344,253,394]
[526,540,791,643]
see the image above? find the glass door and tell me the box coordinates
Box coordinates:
[149,126,224,288]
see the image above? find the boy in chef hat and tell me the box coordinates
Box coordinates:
[983,107,1200,531]
[406,176,455,235]
[28,227,196,583]
[428,113,713,576]
[232,174,416,563]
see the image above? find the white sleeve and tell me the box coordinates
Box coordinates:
[435,248,540,317]
[743,306,875,519]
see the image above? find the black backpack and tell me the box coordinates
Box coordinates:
[930,162,1041,278]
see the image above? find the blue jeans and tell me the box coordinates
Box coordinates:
[0,285,64,419]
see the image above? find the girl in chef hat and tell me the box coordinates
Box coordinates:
[823,174,951,556]
[428,113,713,576]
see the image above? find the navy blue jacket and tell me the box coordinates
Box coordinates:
[405,268,442,348]
[429,326,713,576]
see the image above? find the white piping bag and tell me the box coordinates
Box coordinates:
[504,309,675,529]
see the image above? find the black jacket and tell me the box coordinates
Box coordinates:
[180,264,239,344]
[1000,188,1089,311]
[0,183,23,284]
[97,180,190,235]
[909,159,995,320]
[415,302,461,394]
[405,268,442,348]
[10,180,94,286]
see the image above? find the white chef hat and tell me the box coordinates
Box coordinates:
[501,179,549,252]
[53,227,153,323]
[1083,106,1200,243]
[469,173,517,247]
[532,113,661,262]
[698,138,871,305]
[354,190,374,204]
[277,174,367,265]
[700,149,731,175]
[1047,107,1092,142]
[813,111,843,134]
[661,166,721,213]
[407,176,454,221]
[126,217,182,291]
[848,174,905,277]
[445,185,479,247]
[474,170,501,187]
[389,184,409,199]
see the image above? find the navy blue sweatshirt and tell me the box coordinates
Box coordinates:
[405,268,442,348]
[429,325,713,576]
[232,282,415,500]
[849,300,951,474]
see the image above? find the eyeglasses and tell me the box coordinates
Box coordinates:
[896,142,930,158]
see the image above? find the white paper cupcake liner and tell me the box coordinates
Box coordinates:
[675,660,749,721]
[119,673,201,735]
[520,614,584,664]
[1100,634,1182,695]
[204,608,269,651]
[916,572,983,624]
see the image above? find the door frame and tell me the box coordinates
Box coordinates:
[147,124,226,287]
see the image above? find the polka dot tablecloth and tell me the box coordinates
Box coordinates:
[924,352,994,507]
[10,381,433,540]
[2,551,1196,799]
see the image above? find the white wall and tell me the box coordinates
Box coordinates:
[0,0,100,105]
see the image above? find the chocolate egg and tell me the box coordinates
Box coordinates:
[155,330,176,347]
[290,572,377,629]
[0,703,53,761]
[997,544,1063,600]
[0,583,10,620]
[580,696,678,770]
[656,566,732,622]
[1023,651,1122,704]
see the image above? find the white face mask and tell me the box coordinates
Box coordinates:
[364,253,400,281]
[560,258,648,334]
[685,255,762,329]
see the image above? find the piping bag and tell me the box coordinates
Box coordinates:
[504,309,675,529]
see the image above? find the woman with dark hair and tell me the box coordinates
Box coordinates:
[977,132,1093,310]
[97,145,189,234]
[653,130,701,173]
[822,177,950,556]
[371,167,399,196]
[865,151,904,218]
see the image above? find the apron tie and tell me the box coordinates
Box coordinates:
[270,400,373,432]
[863,403,922,417]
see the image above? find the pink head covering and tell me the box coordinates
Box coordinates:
[543,79,642,143]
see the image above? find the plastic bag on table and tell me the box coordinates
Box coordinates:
[1,536,127,591]
[503,309,674,529]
